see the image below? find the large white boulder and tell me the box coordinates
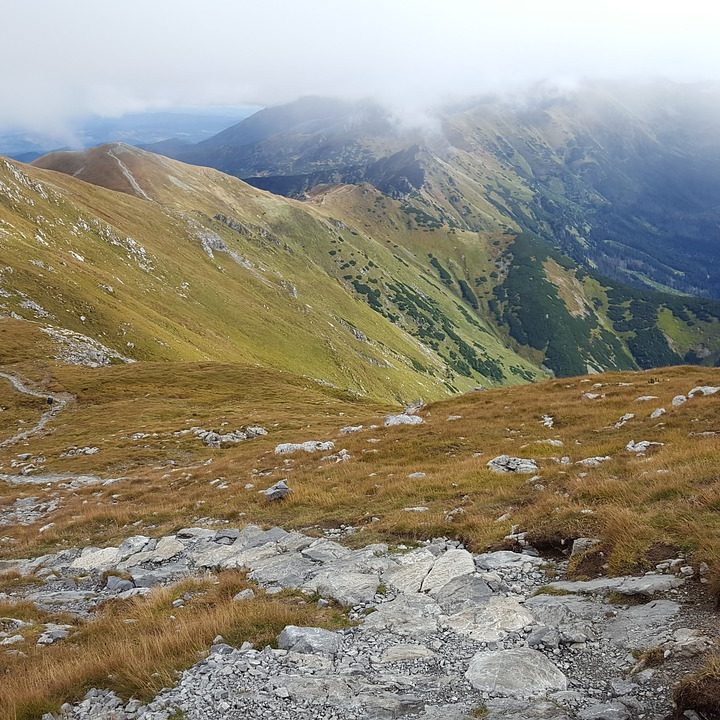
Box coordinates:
[303,570,379,606]
[444,596,535,642]
[70,546,119,571]
[274,441,334,454]
[277,625,341,656]
[382,548,436,594]
[688,386,720,397]
[465,648,567,696]
[421,549,476,593]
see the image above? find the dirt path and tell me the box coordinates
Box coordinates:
[0,370,71,448]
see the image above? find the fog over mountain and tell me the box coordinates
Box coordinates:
[2,0,720,139]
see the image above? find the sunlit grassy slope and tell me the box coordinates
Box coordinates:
[3,317,720,584]
[2,318,720,719]
[18,145,545,397]
[25,144,720,389]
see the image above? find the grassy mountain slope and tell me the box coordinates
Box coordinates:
[2,316,719,586]
[3,317,720,717]
[4,146,552,400]
[439,81,720,297]
[23,143,720,384]
[157,83,720,300]
[154,97,412,192]
[4,150,453,401]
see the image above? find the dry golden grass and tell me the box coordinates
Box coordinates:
[2,360,720,580]
[0,571,43,594]
[2,343,720,717]
[673,655,720,719]
[0,572,347,720]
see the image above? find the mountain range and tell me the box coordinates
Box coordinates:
[3,79,720,719]
[0,107,257,163]
[153,81,720,300]
[0,80,717,406]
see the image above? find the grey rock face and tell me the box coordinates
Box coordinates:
[339,425,363,434]
[614,413,634,428]
[625,439,663,453]
[421,548,476,593]
[362,593,441,637]
[277,625,342,657]
[379,643,436,663]
[445,596,535,642]
[688,385,720,397]
[475,550,544,571]
[576,456,611,467]
[382,547,436,593]
[546,573,683,597]
[105,575,134,593]
[16,518,705,720]
[570,538,600,557]
[429,572,493,613]
[578,703,631,720]
[465,647,567,696]
[192,425,267,448]
[260,479,291,501]
[485,698,570,719]
[37,623,72,645]
[274,440,334,454]
[303,569,379,606]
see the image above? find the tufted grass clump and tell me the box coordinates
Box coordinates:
[0,572,348,720]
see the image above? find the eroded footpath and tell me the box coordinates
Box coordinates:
[2,522,712,720]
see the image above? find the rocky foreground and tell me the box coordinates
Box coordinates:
[2,521,713,720]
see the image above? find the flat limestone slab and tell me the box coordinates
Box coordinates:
[465,647,567,696]
[420,549,475,593]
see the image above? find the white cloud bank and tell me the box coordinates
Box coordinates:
[2,0,720,135]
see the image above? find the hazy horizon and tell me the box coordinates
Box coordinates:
[2,0,720,142]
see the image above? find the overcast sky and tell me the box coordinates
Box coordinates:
[2,0,720,137]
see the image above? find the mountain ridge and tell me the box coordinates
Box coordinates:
[6,142,719,394]
[149,82,720,299]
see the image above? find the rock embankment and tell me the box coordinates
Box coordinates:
[4,524,708,720]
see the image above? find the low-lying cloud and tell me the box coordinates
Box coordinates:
[2,0,719,137]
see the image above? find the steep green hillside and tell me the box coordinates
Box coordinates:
[158,84,720,299]
[440,81,720,298]
[4,147,548,400]
[1,152,450,401]
[313,186,720,375]
[21,144,720,389]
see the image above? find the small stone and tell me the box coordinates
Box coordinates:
[626,439,663,453]
[384,413,423,427]
[260,479,291,501]
[340,425,363,434]
[571,537,601,556]
[487,455,539,474]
